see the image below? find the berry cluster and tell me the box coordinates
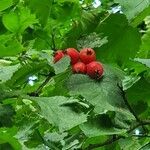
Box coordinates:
[53,48,104,80]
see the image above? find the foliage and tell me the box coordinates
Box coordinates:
[0,0,150,150]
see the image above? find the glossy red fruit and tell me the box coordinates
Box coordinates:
[65,48,79,64]
[53,50,65,63]
[80,48,96,64]
[86,61,103,80]
[72,62,86,74]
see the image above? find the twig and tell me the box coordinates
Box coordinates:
[122,90,141,123]
[127,121,150,133]
[29,72,55,96]
[118,85,147,133]
[86,121,150,149]
[138,142,150,150]
[132,134,150,138]
[86,136,122,149]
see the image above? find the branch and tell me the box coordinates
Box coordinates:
[86,121,150,149]
[29,72,55,96]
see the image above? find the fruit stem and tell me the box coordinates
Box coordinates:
[86,49,92,55]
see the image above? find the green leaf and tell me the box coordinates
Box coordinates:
[0,59,12,66]
[82,136,108,149]
[42,71,70,97]
[2,7,37,33]
[127,77,150,103]
[77,32,108,49]
[64,11,100,48]
[68,65,130,115]
[0,0,13,11]
[51,1,80,23]
[0,34,22,57]
[118,137,150,150]
[125,60,148,75]
[62,139,80,150]
[123,74,141,90]
[2,11,19,33]
[52,56,70,74]
[44,132,68,142]
[140,143,150,150]
[0,104,15,126]
[26,0,52,26]
[15,122,38,149]
[96,14,141,65]
[6,62,48,88]
[0,64,20,83]
[80,116,126,137]
[114,0,150,21]
[134,58,150,68]
[0,85,19,101]
[131,101,148,116]
[0,127,21,150]
[138,27,150,58]
[33,96,87,132]
[131,6,150,27]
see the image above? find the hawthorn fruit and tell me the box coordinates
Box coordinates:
[72,62,86,74]
[86,61,103,79]
[53,50,65,63]
[65,48,79,64]
[79,48,96,64]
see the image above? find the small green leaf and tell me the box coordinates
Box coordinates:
[0,0,13,11]
[0,34,22,57]
[0,64,20,83]
[42,71,70,97]
[134,58,150,68]
[2,11,19,32]
[0,104,15,126]
[0,127,21,150]
[127,77,150,103]
[2,7,37,33]
[123,74,141,90]
[138,16,150,58]
[27,0,52,26]
[44,132,68,142]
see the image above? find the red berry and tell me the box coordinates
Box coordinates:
[86,61,103,80]
[72,62,86,74]
[80,48,96,64]
[53,50,65,63]
[65,48,79,64]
